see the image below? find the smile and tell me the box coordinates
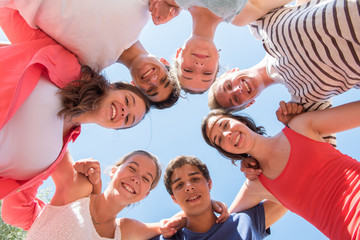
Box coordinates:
[186,194,201,202]
[111,103,117,121]
[122,183,136,194]
[142,68,155,79]
[242,80,251,94]
[235,132,242,147]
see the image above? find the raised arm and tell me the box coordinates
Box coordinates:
[289,101,360,141]
[50,149,93,206]
[229,179,286,228]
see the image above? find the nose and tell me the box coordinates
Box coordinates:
[120,106,129,118]
[194,61,204,67]
[234,85,243,94]
[131,176,139,184]
[224,131,232,141]
[185,182,195,192]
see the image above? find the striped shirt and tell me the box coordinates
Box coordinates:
[249,0,360,104]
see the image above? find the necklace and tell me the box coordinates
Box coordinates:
[91,195,116,226]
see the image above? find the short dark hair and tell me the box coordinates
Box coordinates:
[201,109,266,164]
[164,155,210,195]
[150,65,181,109]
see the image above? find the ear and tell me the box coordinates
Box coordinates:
[176,48,182,58]
[160,57,170,66]
[171,194,178,204]
[208,179,213,191]
[110,166,117,178]
[131,80,135,86]
[245,100,255,109]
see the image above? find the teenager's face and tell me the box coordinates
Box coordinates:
[213,68,260,110]
[110,154,157,204]
[177,37,219,93]
[95,89,146,129]
[130,55,173,102]
[170,164,212,216]
[205,116,253,154]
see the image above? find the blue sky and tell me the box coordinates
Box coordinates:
[1,6,360,240]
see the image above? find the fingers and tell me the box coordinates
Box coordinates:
[214,201,229,223]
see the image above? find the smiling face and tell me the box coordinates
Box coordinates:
[110,154,157,204]
[177,37,219,93]
[95,89,146,129]
[130,55,173,102]
[205,116,253,155]
[214,68,261,110]
[170,164,212,216]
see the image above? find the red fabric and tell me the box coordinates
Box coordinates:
[0,8,82,230]
[259,127,360,240]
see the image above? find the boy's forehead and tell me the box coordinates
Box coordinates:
[171,164,202,182]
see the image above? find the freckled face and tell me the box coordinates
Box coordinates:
[177,37,219,93]
[206,116,253,154]
[111,154,157,204]
[95,89,146,129]
[170,164,212,216]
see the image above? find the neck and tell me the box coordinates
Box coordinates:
[118,41,147,69]
[185,207,217,233]
[189,7,222,40]
[91,194,124,225]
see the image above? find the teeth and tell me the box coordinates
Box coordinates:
[122,183,135,194]
[142,68,154,79]
[111,104,116,120]
[187,195,200,201]
[235,133,241,146]
[243,81,251,93]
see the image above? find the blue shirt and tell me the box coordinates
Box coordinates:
[150,203,270,240]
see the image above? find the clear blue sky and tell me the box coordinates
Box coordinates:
[1,6,359,240]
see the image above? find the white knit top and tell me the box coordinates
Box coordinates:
[25,197,121,240]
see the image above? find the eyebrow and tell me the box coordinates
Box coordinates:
[129,161,154,181]
[201,79,213,82]
[172,171,201,184]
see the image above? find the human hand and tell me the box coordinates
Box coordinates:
[73,158,101,189]
[149,0,181,25]
[160,216,186,238]
[276,101,304,125]
[211,200,229,223]
[240,157,262,181]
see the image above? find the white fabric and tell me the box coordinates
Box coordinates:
[249,0,360,104]
[3,0,150,71]
[0,76,63,180]
[26,197,121,240]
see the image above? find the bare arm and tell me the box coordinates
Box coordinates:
[119,218,162,240]
[50,149,93,206]
[229,179,287,229]
[289,101,360,142]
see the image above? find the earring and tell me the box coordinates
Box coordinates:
[218,49,221,53]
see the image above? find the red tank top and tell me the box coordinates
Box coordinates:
[259,127,360,239]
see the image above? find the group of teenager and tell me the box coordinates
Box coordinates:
[0,0,359,239]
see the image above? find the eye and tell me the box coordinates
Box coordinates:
[146,87,154,93]
[203,72,213,76]
[226,81,232,90]
[143,176,150,183]
[183,69,192,73]
[175,183,183,190]
[129,166,136,172]
[125,96,129,105]
[161,77,166,84]
[191,177,200,182]
[234,96,240,103]
[223,121,229,130]
[125,115,129,125]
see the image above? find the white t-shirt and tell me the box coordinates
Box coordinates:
[0,76,63,180]
[4,0,150,71]
[26,197,122,240]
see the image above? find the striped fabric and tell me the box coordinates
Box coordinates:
[249,0,360,104]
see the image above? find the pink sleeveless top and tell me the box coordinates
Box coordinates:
[259,127,360,240]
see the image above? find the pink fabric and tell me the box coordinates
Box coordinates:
[259,127,360,240]
[0,8,82,230]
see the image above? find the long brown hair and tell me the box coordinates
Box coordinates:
[57,66,150,120]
